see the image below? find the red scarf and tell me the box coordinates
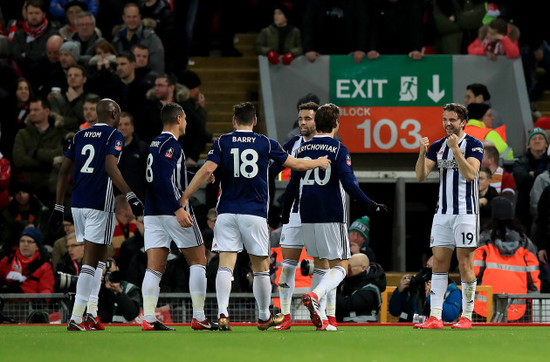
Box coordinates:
[8,249,39,276]
[22,18,49,41]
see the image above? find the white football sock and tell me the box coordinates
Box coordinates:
[312,266,346,301]
[326,287,336,317]
[216,267,233,318]
[278,259,298,315]
[461,280,477,320]
[142,269,162,323]
[430,272,448,320]
[71,265,95,324]
[313,268,328,319]
[253,271,272,321]
[87,261,105,318]
[189,264,206,321]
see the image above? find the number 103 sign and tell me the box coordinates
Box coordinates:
[338,106,445,153]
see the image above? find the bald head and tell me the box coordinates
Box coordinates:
[46,35,64,63]
[348,253,370,277]
[96,98,121,127]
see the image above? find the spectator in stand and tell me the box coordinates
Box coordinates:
[466,103,513,160]
[78,93,100,130]
[85,40,117,93]
[335,253,386,323]
[202,207,217,264]
[367,0,426,61]
[70,11,104,63]
[11,0,58,75]
[51,213,75,272]
[389,257,461,323]
[117,216,143,280]
[513,127,549,234]
[117,112,149,201]
[301,0,368,63]
[49,0,98,24]
[178,69,211,168]
[533,185,550,292]
[348,215,376,262]
[59,40,81,75]
[256,3,303,66]
[57,0,87,40]
[475,197,540,321]
[30,34,66,98]
[140,0,177,72]
[0,227,54,294]
[534,117,550,155]
[48,64,88,132]
[530,163,550,221]
[112,194,137,259]
[112,3,165,75]
[12,97,65,205]
[481,144,516,203]
[55,232,83,292]
[467,18,520,60]
[479,166,499,228]
[0,182,49,250]
[431,0,485,55]
[132,44,159,83]
[464,83,504,128]
[1,78,35,159]
[0,153,10,213]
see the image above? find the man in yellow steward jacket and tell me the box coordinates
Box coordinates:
[465,103,513,160]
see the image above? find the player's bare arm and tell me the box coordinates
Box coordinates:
[174,207,193,228]
[55,156,73,204]
[180,160,218,211]
[105,154,133,194]
[446,134,480,181]
[415,136,436,182]
[283,154,330,171]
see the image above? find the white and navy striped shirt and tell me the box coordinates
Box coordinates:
[426,134,484,215]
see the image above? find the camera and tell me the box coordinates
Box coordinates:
[105,270,122,284]
[408,267,432,292]
[57,272,79,291]
[300,259,315,276]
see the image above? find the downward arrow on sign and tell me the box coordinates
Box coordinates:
[427,75,445,103]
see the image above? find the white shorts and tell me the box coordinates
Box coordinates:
[430,214,478,249]
[213,213,269,256]
[301,222,351,260]
[280,213,303,249]
[144,215,203,251]
[71,208,116,245]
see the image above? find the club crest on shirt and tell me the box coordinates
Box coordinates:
[346,154,352,166]
[114,140,123,151]
[165,147,174,158]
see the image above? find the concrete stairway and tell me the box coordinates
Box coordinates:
[188,33,261,160]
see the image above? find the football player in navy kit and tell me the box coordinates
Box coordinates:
[179,102,330,331]
[51,98,144,331]
[283,103,388,329]
[140,102,215,331]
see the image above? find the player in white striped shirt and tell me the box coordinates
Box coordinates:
[415,103,484,330]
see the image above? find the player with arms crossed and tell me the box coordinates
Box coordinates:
[415,103,483,329]
[270,102,332,330]
[284,103,388,329]
[141,102,215,331]
[50,98,144,331]
[179,102,330,331]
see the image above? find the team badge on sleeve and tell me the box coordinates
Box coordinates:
[165,147,174,158]
[346,154,352,166]
[114,140,123,151]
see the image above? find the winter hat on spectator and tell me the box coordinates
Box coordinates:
[535,116,550,130]
[179,70,201,89]
[528,127,549,145]
[64,0,88,12]
[274,2,292,19]
[20,227,43,246]
[349,216,370,243]
[467,103,491,121]
[60,41,81,62]
[491,197,514,221]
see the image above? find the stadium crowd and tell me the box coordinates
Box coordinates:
[0,0,549,326]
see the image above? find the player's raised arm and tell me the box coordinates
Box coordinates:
[180,160,218,210]
[415,136,436,182]
[446,134,480,182]
[283,154,330,171]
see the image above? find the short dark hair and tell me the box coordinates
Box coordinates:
[117,51,135,63]
[30,96,50,110]
[26,0,46,12]
[443,103,468,122]
[68,64,87,78]
[315,103,339,133]
[233,102,256,126]
[157,73,177,87]
[120,111,135,126]
[298,102,319,113]
[489,18,508,35]
[124,2,140,13]
[296,93,320,111]
[161,102,184,125]
[480,166,492,178]
[484,145,500,163]
[466,83,490,101]
[131,43,148,52]
[84,93,101,104]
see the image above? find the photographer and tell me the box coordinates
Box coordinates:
[55,233,82,292]
[335,253,387,323]
[97,258,141,323]
[389,258,461,323]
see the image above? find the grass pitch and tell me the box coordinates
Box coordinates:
[0,325,547,362]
